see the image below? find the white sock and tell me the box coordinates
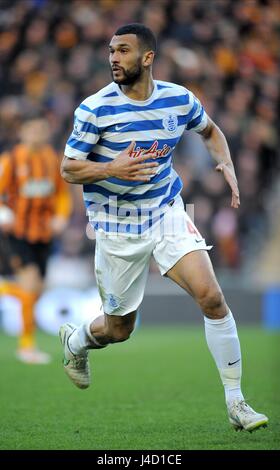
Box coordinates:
[204,310,244,406]
[68,320,104,354]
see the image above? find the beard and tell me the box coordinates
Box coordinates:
[111,59,143,85]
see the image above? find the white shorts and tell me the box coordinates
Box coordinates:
[94,197,212,316]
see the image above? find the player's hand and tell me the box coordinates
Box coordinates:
[51,215,68,236]
[216,163,240,208]
[107,141,159,182]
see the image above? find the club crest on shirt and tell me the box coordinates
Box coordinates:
[163,113,178,133]
[104,293,121,313]
[71,118,85,140]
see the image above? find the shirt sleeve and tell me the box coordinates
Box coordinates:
[64,103,100,160]
[185,90,208,132]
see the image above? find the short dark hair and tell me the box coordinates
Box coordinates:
[114,23,157,52]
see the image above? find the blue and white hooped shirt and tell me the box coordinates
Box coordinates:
[65,80,208,236]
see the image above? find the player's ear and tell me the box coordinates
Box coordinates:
[143,50,154,67]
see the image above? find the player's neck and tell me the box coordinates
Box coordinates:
[119,75,154,101]
[24,143,45,152]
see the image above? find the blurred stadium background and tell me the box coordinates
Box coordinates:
[1,0,279,330]
[0,0,279,451]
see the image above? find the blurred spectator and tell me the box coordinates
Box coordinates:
[0,0,279,272]
[0,118,72,363]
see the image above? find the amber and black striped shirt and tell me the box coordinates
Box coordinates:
[0,144,71,243]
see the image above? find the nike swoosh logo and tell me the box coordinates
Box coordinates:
[228,359,241,366]
[115,123,131,131]
[195,239,204,243]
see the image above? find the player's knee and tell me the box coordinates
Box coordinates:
[198,288,226,318]
[107,326,133,343]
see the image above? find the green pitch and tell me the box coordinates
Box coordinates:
[0,326,279,450]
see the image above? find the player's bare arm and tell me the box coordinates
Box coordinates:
[61,141,159,184]
[199,117,240,209]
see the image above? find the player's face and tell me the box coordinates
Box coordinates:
[109,34,144,85]
[20,119,50,146]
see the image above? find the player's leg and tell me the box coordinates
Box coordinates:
[166,249,226,318]
[19,240,51,363]
[59,234,153,389]
[67,310,137,353]
[166,249,268,431]
[163,249,243,404]
[13,264,51,363]
[59,310,137,390]
[88,309,138,345]
[1,264,38,346]
[0,236,50,363]
[71,234,151,349]
[154,200,268,430]
[16,263,42,347]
